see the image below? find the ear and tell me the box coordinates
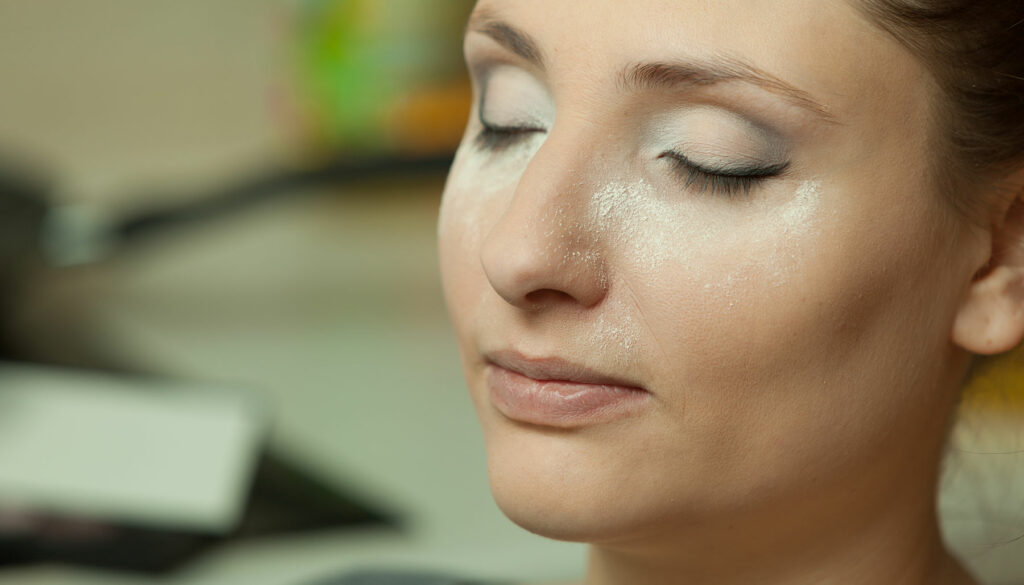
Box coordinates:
[953,173,1024,355]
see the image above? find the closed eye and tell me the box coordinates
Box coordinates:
[475,121,546,152]
[658,151,789,197]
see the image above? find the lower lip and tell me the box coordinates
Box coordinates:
[486,365,651,428]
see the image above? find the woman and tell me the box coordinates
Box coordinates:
[436,1,1024,584]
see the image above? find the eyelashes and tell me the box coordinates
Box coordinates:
[473,120,788,198]
[474,120,545,152]
[657,151,789,198]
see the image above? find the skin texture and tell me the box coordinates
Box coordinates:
[437,1,1024,584]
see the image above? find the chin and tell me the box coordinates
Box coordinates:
[488,465,626,543]
[481,421,676,545]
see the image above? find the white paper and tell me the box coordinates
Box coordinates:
[0,362,264,534]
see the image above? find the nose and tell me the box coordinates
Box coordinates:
[479,142,608,310]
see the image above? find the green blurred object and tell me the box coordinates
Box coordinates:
[294,0,474,155]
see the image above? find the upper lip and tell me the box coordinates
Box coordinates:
[485,350,646,391]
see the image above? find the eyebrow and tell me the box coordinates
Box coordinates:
[622,61,837,123]
[467,8,545,68]
[465,12,837,124]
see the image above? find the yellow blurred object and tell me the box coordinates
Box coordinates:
[961,344,1024,415]
[387,80,472,155]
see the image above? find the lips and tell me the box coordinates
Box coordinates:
[483,350,650,428]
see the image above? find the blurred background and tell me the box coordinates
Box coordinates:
[0,1,585,583]
[0,2,1021,585]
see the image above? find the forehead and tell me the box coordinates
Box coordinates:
[469,0,926,127]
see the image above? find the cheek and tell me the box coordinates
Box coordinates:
[438,136,540,266]
[438,144,523,361]
[439,166,483,348]
[597,179,835,375]
[438,170,493,425]
[631,181,955,487]
[438,150,487,260]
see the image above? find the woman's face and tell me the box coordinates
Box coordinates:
[439,0,984,545]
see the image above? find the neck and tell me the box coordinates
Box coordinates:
[584,472,975,585]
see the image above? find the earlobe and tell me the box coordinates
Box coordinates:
[953,185,1024,356]
[953,264,1024,355]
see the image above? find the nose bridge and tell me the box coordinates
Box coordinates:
[504,131,590,244]
[479,126,608,309]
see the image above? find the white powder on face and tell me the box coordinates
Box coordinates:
[442,134,826,349]
[589,178,822,260]
[590,180,717,274]
[594,296,637,353]
[462,138,540,195]
[586,177,825,321]
[439,137,542,247]
[585,180,701,358]
[761,179,824,287]
[781,180,822,235]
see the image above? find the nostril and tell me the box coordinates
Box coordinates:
[523,288,577,307]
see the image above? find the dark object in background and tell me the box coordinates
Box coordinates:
[308,570,504,585]
[2,153,453,359]
[0,156,455,280]
[74,154,455,263]
[0,165,49,357]
[0,154,453,574]
[0,450,396,574]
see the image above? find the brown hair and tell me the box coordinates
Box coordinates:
[855,0,1024,219]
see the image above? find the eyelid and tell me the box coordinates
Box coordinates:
[473,63,555,130]
[477,83,548,131]
[645,106,789,164]
[659,150,790,177]
[668,141,786,170]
